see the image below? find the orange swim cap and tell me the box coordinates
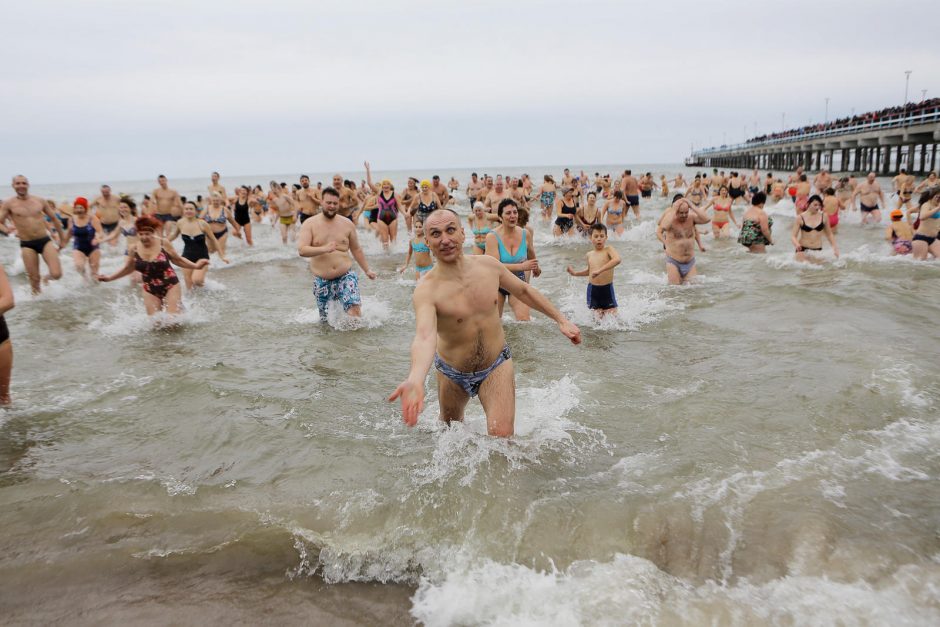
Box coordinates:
[890,209,903,219]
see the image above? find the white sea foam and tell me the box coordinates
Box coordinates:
[291,297,392,330]
[410,376,607,488]
[411,553,940,627]
[559,281,684,331]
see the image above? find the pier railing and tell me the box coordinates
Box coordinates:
[693,109,940,156]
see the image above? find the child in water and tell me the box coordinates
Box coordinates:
[566,223,621,319]
[398,218,433,280]
[885,209,913,255]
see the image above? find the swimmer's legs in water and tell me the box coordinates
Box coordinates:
[435,357,515,437]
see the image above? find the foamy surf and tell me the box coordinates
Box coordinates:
[411,553,940,627]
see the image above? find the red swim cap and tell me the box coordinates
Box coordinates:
[74,196,89,208]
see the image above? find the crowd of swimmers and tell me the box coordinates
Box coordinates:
[1,164,938,411]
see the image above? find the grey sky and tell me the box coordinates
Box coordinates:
[3,0,939,183]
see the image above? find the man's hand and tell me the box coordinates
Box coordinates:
[324,241,338,253]
[365,270,377,280]
[388,379,424,426]
[559,319,581,345]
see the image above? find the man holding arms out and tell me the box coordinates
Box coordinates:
[389,208,580,438]
[0,176,65,293]
[297,187,376,320]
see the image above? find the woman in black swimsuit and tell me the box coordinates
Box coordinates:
[232,186,254,247]
[553,188,578,237]
[167,202,228,289]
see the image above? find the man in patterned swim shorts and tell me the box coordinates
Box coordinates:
[297,187,375,320]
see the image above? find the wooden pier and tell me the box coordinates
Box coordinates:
[688,110,940,175]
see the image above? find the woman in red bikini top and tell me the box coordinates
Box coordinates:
[96,215,209,317]
[697,186,739,239]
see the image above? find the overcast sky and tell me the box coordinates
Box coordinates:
[3,0,939,183]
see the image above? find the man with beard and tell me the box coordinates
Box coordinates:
[297,187,376,320]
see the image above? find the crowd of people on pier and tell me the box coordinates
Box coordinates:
[1,164,939,431]
[746,98,940,144]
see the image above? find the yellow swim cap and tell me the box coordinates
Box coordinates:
[420,180,431,188]
[381,179,392,186]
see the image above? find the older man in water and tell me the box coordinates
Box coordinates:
[852,172,885,224]
[656,198,710,285]
[297,187,375,320]
[389,208,580,438]
[0,175,66,293]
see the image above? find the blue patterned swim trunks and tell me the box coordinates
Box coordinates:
[313,270,361,319]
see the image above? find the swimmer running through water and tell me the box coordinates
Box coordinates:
[97,215,209,316]
[389,208,580,438]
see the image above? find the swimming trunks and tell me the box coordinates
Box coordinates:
[101,221,119,233]
[19,236,52,255]
[134,249,180,299]
[434,344,511,398]
[665,255,695,278]
[279,216,295,225]
[626,194,640,207]
[540,191,556,209]
[155,214,177,223]
[641,189,652,198]
[181,233,209,262]
[860,203,878,213]
[298,213,313,224]
[587,282,617,310]
[313,269,361,319]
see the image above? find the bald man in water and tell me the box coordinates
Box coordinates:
[389,208,580,437]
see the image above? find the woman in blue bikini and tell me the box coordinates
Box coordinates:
[467,202,501,255]
[485,199,540,321]
[398,218,434,280]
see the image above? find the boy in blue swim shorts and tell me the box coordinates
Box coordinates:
[566,223,621,319]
